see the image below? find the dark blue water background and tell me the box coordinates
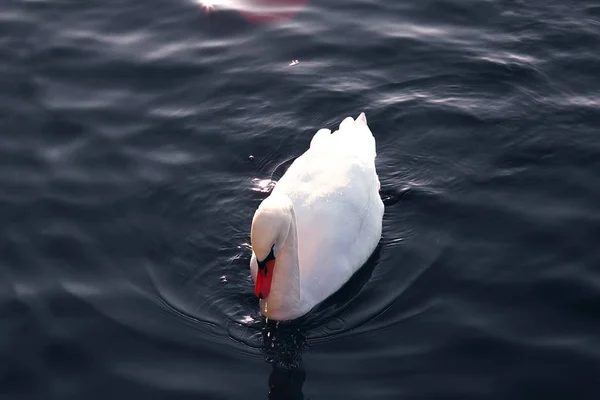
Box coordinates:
[2,0,600,398]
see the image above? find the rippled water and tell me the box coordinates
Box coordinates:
[2,0,600,398]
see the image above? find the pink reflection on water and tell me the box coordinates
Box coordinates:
[240,0,310,23]
[199,0,216,13]
[198,0,309,23]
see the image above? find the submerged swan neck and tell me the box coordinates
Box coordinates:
[259,193,302,320]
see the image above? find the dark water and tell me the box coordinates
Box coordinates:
[2,0,600,398]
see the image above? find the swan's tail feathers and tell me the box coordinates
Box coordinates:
[337,113,370,134]
[310,128,332,149]
[356,112,367,125]
[330,113,376,159]
[339,116,355,131]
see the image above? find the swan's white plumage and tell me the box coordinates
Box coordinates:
[250,113,384,320]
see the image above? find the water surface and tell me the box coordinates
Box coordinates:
[2,0,600,398]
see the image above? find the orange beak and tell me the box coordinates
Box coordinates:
[255,258,275,299]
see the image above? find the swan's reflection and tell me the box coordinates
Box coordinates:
[261,322,307,400]
[256,243,383,399]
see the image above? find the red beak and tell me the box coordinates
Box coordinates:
[255,258,275,299]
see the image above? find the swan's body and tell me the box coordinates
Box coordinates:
[250,113,384,321]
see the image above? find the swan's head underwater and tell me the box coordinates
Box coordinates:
[250,194,295,300]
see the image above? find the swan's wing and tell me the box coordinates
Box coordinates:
[269,113,383,306]
[274,119,382,267]
[276,152,383,305]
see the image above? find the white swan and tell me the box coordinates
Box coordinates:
[249,113,384,321]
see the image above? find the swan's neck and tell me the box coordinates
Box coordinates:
[260,203,302,320]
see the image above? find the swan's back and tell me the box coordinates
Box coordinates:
[272,113,383,312]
